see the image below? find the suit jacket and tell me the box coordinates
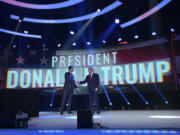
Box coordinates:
[80,73,100,91]
[64,72,77,90]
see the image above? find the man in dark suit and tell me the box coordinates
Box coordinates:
[60,66,80,115]
[77,67,100,114]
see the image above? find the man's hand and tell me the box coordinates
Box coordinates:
[95,88,98,92]
[76,87,80,91]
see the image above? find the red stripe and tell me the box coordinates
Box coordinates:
[116,44,170,64]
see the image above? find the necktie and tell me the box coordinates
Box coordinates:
[89,74,92,80]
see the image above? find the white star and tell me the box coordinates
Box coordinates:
[40,56,48,65]
[16,56,25,65]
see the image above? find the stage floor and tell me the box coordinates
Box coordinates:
[0,129,179,135]
[28,110,180,129]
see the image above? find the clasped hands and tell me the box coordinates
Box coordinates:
[76,81,80,85]
[76,81,80,91]
[76,81,98,92]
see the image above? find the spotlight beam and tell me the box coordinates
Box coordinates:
[116,85,130,105]
[130,85,148,104]
[97,23,117,45]
[64,16,95,49]
[153,84,168,104]
[49,89,57,107]
[102,85,112,105]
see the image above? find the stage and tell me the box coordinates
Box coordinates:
[0,0,180,134]
[0,110,179,135]
[28,110,180,129]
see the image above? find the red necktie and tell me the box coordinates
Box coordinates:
[89,74,92,80]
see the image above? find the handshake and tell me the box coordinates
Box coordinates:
[76,81,80,91]
[76,81,80,85]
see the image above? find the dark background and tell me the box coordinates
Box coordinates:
[0,0,179,50]
[0,0,180,112]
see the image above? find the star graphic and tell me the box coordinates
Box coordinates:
[30,50,36,56]
[16,56,25,65]
[40,56,48,65]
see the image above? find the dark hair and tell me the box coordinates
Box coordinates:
[68,65,73,71]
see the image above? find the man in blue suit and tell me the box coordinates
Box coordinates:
[60,66,80,115]
[77,67,100,114]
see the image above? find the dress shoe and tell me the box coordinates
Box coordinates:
[60,111,63,115]
[92,110,95,114]
[68,111,74,114]
[97,111,100,114]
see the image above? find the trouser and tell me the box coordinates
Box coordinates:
[89,89,100,112]
[60,88,73,112]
